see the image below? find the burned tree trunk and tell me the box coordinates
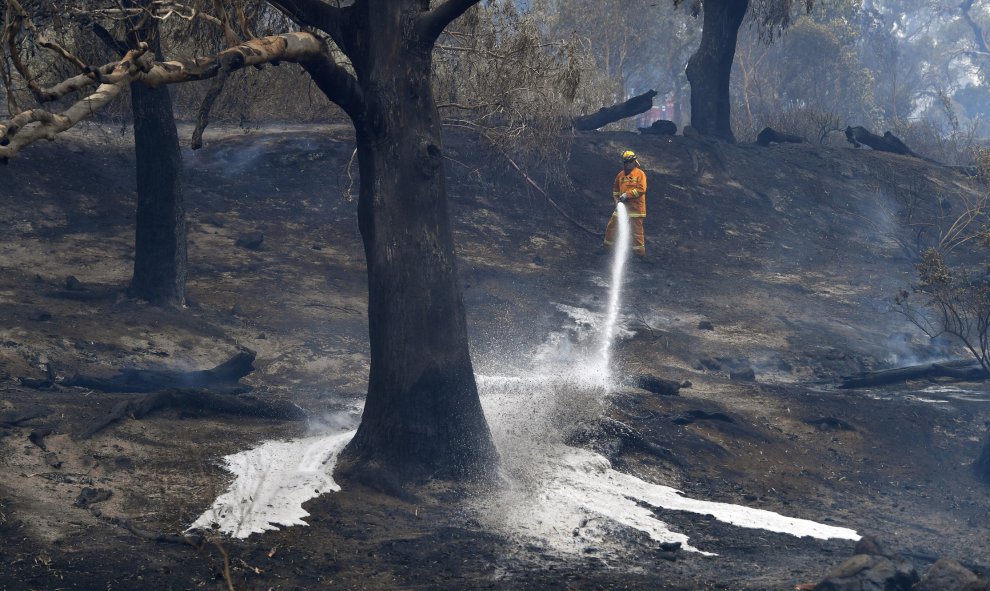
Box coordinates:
[128,80,186,305]
[113,7,187,305]
[301,1,498,480]
[573,90,658,131]
[685,0,748,142]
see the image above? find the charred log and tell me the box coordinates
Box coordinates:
[573,90,658,132]
[63,349,256,393]
[78,387,307,439]
[839,359,988,389]
[756,127,805,146]
[91,507,202,546]
[845,126,916,156]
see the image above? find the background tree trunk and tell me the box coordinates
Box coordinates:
[126,12,186,305]
[128,82,186,305]
[685,0,749,142]
[331,3,497,480]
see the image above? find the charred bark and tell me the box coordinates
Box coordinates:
[572,90,658,131]
[685,0,748,142]
[64,349,256,393]
[302,1,498,481]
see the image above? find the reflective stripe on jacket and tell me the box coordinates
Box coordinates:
[612,167,647,216]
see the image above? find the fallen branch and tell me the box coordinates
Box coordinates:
[567,417,684,466]
[838,359,988,389]
[572,90,657,132]
[845,126,916,156]
[78,387,308,439]
[63,349,256,393]
[499,150,598,237]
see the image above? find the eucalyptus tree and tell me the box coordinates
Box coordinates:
[732,0,881,142]
[674,0,819,142]
[1,0,502,480]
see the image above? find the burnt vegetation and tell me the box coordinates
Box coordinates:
[1,0,990,590]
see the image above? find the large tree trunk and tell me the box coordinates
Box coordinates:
[128,82,186,304]
[127,15,186,305]
[332,3,497,480]
[685,0,748,142]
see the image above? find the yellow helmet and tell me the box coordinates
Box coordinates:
[621,150,637,162]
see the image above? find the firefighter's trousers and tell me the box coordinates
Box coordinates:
[603,213,645,255]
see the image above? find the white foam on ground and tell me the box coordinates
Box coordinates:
[188,430,355,538]
[190,374,859,551]
[475,374,859,556]
[189,240,858,551]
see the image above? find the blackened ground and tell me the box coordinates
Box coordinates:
[0,123,988,590]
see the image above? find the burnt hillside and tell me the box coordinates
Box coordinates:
[0,125,987,590]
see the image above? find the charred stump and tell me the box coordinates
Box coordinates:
[573,90,658,132]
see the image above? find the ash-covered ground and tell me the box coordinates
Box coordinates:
[1,123,988,590]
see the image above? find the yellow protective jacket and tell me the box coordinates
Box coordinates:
[612,166,647,217]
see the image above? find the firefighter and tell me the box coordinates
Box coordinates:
[604,150,647,257]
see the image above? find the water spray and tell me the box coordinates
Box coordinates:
[599,202,631,386]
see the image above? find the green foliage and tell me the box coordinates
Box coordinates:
[731,11,881,142]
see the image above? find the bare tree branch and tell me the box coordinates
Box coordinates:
[1,44,151,160]
[419,0,480,46]
[1,32,328,160]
